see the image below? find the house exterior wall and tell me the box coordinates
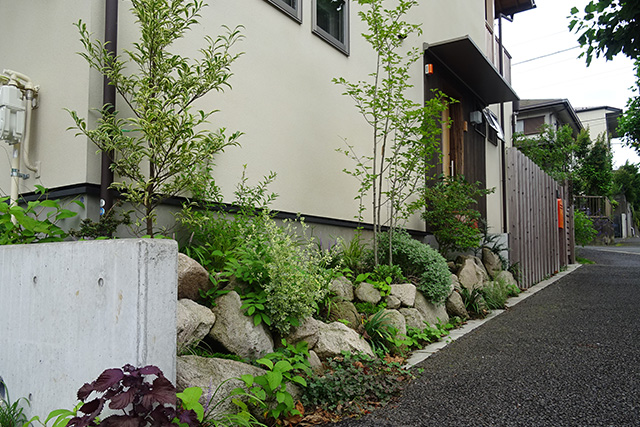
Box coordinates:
[576,108,610,140]
[1,0,509,235]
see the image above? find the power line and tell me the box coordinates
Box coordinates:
[513,46,581,66]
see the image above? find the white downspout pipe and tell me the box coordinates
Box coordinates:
[21,88,39,177]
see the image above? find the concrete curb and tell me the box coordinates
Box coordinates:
[405,263,582,367]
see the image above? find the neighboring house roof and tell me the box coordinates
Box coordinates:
[495,0,536,17]
[576,106,623,138]
[424,35,518,106]
[516,98,584,135]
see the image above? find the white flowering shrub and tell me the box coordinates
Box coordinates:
[231,212,333,335]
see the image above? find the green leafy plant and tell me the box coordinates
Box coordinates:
[302,352,414,416]
[480,277,516,310]
[376,230,451,305]
[417,175,494,259]
[178,166,278,273]
[223,212,332,335]
[574,209,598,246]
[354,301,385,316]
[177,383,265,427]
[335,231,370,275]
[363,310,398,356]
[238,341,311,421]
[27,405,80,427]
[0,380,30,427]
[69,0,244,236]
[0,186,81,245]
[334,0,449,264]
[459,288,487,318]
[404,324,448,349]
[239,290,272,328]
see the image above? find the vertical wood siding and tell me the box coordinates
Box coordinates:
[507,148,575,288]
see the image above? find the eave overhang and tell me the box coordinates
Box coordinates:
[495,0,536,18]
[424,36,519,106]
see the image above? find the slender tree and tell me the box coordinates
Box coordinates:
[335,0,448,264]
[69,0,243,236]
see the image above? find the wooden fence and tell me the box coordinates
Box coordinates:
[507,148,575,288]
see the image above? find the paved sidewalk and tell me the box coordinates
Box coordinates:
[332,245,640,426]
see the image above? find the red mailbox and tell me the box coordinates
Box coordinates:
[557,198,564,229]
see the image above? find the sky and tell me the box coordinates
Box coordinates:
[500,0,639,168]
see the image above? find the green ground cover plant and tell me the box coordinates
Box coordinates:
[302,352,414,417]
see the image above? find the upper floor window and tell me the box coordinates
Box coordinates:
[313,0,349,55]
[264,0,302,23]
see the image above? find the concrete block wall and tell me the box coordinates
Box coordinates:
[0,239,177,419]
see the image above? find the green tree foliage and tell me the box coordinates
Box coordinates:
[334,0,449,264]
[569,2,640,156]
[575,134,613,197]
[569,0,640,65]
[514,126,613,198]
[69,0,243,236]
[513,124,578,182]
[618,61,640,151]
[613,161,640,207]
[574,209,598,246]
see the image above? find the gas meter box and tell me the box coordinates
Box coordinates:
[0,85,26,145]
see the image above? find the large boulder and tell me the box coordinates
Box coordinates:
[176,356,300,420]
[482,248,503,280]
[456,256,489,291]
[355,282,382,305]
[385,294,402,310]
[177,299,216,353]
[446,291,469,320]
[495,270,518,287]
[208,291,274,360]
[414,291,449,327]
[314,322,374,358]
[399,308,426,331]
[286,316,323,349]
[329,276,354,301]
[389,284,417,307]
[178,253,213,301]
[328,301,361,330]
[374,309,406,337]
[176,355,267,416]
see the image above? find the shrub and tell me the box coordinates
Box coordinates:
[480,277,517,310]
[418,175,494,258]
[0,186,80,245]
[302,352,414,416]
[574,209,597,246]
[376,230,451,304]
[225,212,332,335]
[363,310,399,356]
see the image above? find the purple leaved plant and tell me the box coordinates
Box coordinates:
[68,364,199,427]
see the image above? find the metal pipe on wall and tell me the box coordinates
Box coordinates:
[100,0,118,216]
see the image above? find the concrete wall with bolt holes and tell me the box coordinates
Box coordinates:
[0,239,177,419]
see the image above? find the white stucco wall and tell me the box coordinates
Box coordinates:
[1,0,498,231]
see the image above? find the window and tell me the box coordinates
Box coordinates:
[483,108,504,145]
[313,0,349,55]
[264,0,302,23]
[523,116,545,135]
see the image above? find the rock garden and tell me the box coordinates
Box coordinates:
[173,212,521,425]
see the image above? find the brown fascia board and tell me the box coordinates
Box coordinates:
[517,98,584,133]
[495,0,536,18]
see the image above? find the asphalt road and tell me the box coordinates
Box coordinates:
[329,242,640,426]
